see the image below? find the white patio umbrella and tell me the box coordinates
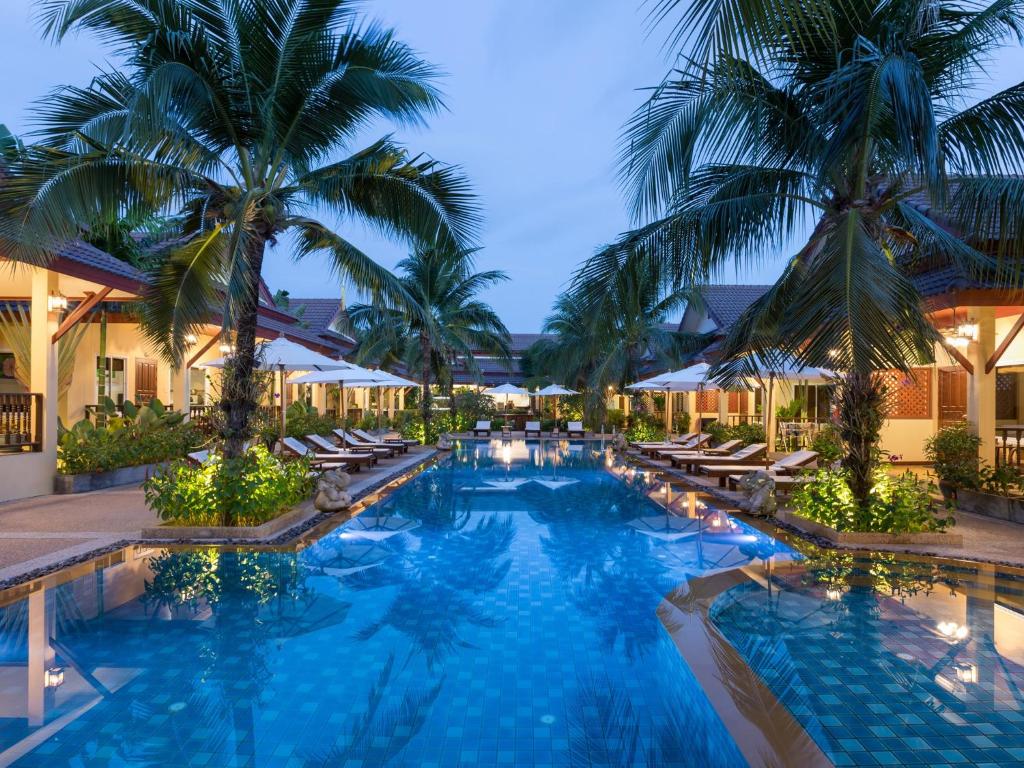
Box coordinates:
[628,364,722,439]
[484,382,529,419]
[202,336,348,437]
[733,354,834,460]
[533,384,578,421]
[290,366,394,423]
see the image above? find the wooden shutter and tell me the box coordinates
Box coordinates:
[878,367,932,420]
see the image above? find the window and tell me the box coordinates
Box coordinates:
[793,383,833,421]
[96,357,126,405]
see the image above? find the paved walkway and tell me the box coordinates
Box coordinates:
[0,446,436,584]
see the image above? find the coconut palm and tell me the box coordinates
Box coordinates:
[532,250,706,415]
[581,0,1024,506]
[0,0,479,457]
[346,247,511,428]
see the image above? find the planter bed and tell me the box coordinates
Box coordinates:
[139,501,317,541]
[776,508,963,547]
[55,462,169,494]
[956,489,1024,524]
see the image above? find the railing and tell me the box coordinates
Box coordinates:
[0,393,42,453]
[996,425,1024,467]
[727,415,764,426]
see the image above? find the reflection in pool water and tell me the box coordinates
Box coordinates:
[0,440,788,767]
[712,551,1024,767]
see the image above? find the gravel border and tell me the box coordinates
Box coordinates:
[0,450,443,592]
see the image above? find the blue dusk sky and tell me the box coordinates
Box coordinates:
[3,1,1024,331]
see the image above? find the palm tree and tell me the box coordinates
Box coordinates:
[346,247,511,429]
[532,250,704,418]
[582,0,1024,506]
[0,0,479,458]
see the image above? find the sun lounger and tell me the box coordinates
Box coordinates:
[642,434,710,457]
[332,430,396,459]
[631,432,696,450]
[568,421,585,437]
[525,421,541,437]
[308,433,387,463]
[279,436,367,472]
[352,428,414,451]
[699,450,818,487]
[665,442,767,470]
[473,420,491,437]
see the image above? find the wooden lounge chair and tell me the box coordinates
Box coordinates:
[666,442,767,470]
[659,438,742,457]
[699,450,819,487]
[643,434,711,457]
[473,420,492,437]
[332,430,396,459]
[308,433,389,462]
[630,432,696,450]
[525,420,542,437]
[352,428,414,451]
[279,437,366,472]
[567,421,585,438]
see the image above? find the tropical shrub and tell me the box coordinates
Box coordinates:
[143,446,314,527]
[58,399,200,474]
[605,408,627,431]
[706,421,730,445]
[284,401,338,440]
[810,424,844,464]
[625,413,664,443]
[924,421,982,489]
[730,422,766,445]
[452,389,496,422]
[673,412,691,435]
[792,468,953,533]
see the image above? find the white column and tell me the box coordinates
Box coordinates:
[174,366,190,418]
[398,388,406,412]
[31,269,59,472]
[967,306,996,466]
[717,389,729,427]
[766,381,779,453]
[313,383,328,415]
[27,588,50,726]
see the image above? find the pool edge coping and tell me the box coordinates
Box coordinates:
[0,448,445,603]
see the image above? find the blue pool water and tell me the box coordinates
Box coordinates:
[712,552,1024,766]
[0,440,787,767]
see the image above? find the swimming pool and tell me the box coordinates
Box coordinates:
[0,440,786,767]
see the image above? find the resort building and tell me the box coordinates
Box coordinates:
[0,246,362,503]
[678,272,1024,465]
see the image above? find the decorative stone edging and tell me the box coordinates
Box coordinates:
[775,508,963,547]
[0,449,441,591]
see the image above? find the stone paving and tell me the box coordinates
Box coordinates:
[0,446,436,583]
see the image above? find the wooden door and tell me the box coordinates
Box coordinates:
[135,359,158,405]
[938,367,967,426]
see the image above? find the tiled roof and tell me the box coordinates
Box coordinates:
[284,297,346,334]
[697,285,773,331]
[49,240,146,289]
[508,333,552,352]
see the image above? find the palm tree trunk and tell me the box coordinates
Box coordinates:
[221,237,268,462]
[836,370,887,519]
[419,332,432,431]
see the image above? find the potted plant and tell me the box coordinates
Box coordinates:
[923,421,981,500]
[956,464,1024,523]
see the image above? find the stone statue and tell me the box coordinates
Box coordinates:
[436,433,453,451]
[736,470,777,516]
[612,433,627,452]
[314,469,353,512]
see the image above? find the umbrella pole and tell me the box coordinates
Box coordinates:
[340,380,346,425]
[279,365,287,440]
[377,385,382,434]
[664,388,671,440]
